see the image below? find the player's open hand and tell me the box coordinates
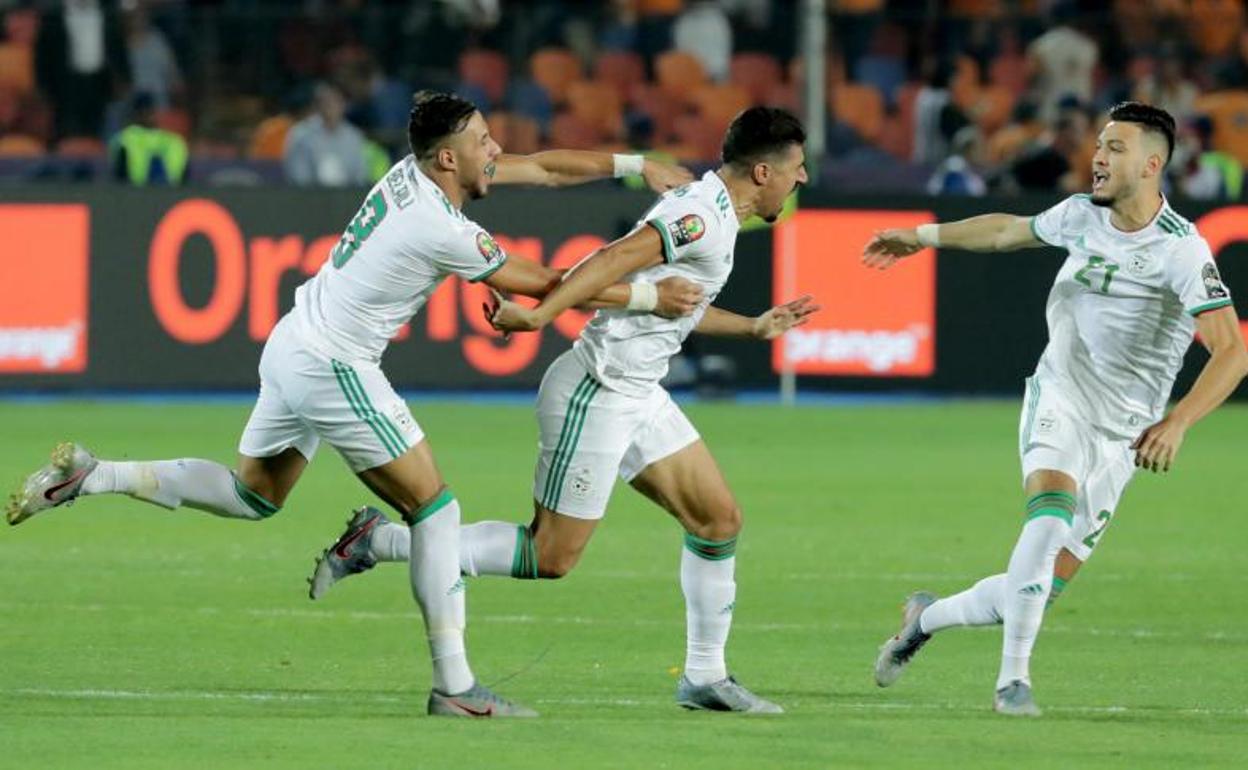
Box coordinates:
[654,276,704,318]
[863,229,923,269]
[1131,414,1188,473]
[752,295,820,340]
[641,159,694,192]
[484,288,543,333]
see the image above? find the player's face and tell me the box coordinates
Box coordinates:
[452,112,503,200]
[758,144,807,223]
[1091,121,1161,206]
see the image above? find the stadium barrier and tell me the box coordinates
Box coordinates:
[2,186,1245,398]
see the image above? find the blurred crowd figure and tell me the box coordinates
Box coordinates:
[0,0,1247,199]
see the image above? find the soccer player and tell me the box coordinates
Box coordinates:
[311,106,816,713]
[864,102,1248,716]
[6,91,703,718]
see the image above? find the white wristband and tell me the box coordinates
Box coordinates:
[916,223,940,247]
[613,153,645,178]
[626,282,658,311]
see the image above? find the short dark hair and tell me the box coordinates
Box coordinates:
[1108,101,1176,164]
[721,107,806,169]
[408,90,477,161]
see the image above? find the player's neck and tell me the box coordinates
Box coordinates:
[1109,190,1163,233]
[715,168,761,221]
[418,162,466,210]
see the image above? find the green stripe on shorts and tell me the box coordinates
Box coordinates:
[331,360,407,460]
[541,374,601,511]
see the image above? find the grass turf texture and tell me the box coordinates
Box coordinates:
[1,400,1245,769]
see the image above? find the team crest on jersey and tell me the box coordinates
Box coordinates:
[1127,252,1151,275]
[476,231,504,263]
[669,214,706,247]
[1202,262,1229,299]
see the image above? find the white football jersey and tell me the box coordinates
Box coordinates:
[574,170,740,396]
[288,156,508,363]
[1030,194,1233,436]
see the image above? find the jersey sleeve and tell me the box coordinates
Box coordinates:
[1168,237,1234,317]
[644,198,720,264]
[434,220,509,283]
[1029,195,1082,248]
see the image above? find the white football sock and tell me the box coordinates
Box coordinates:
[681,535,738,686]
[82,459,276,520]
[919,574,1006,634]
[408,491,474,695]
[998,495,1074,689]
[370,521,411,562]
[370,520,524,579]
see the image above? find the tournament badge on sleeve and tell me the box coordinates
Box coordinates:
[670,214,706,247]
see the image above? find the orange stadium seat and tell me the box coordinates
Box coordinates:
[4,7,39,45]
[0,43,34,95]
[155,108,191,138]
[56,137,106,158]
[530,48,583,105]
[249,114,293,159]
[673,113,722,162]
[566,81,623,138]
[458,49,509,106]
[632,85,683,143]
[654,51,707,102]
[548,112,602,150]
[486,111,541,155]
[0,134,44,156]
[830,83,884,143]
[593,51,645,100]
[1195,90,1248,167]
[729,53,783,106]
[690,83,751,133]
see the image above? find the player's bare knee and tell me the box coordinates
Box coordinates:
[687,503,742,542]
[535,549,580,579]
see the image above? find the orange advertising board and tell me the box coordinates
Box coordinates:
[0,205,90,373]
[773,210,935,376]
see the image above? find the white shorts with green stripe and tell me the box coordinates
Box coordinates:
[239,317,423,472]
[533,350,700,519]
[1017,375,1136,561]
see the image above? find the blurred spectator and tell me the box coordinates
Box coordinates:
[1026,7,1098,122]
[600,0,641,51]
[123,0,181,110]
[986,100,1044,165]
[927,125,987,196]
[1133,45,1198,126]
[1011,107,1091,192]
[35,0,131,140]
[109,91,187,185]
[1174,114,1244,200]
[913,57,955,164]
[283,82,368,187]
[673,1,731,81]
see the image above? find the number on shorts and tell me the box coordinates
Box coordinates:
[331,190,389,268]
[1081,509,1113,549]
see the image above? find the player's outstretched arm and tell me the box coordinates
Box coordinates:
[491,151,692,192]
[483,257,703,318]
[862,214,1041,269]
[487,226,666,332]
[1133,306,1248,472]
[694,296,820,339]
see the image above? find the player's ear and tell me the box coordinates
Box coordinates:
[436,144,457,172]
[751,161,771,186]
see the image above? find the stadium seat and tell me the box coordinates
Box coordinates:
[690,83,751,133]
[486,111,541,155]
[830,83,884,143]
[765,81,800,112]
[566,81,623,138]
[673,113,721,162]
[458,49,509,107]
[4,7,38,45]
[530,48,583,105]
[593,51,646,100]
[0,133,43,156]
[549,112,603,150]
[1195,91,1248,166]
[55,137,106,158]
[631,85,683,143]
[0,43,34,95]
[249,114,293,159]
[155,108,192,138]
[654,50,707,102]
[729,52,783,105]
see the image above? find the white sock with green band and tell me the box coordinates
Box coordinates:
[998,491,1075,689]
[82,459,277,520]
[681,533,738,686]
[406,489,474,695]
[370,519,527,579]
[920,573,1006,633]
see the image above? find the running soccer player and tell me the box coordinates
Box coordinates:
[864,102,1248,716]
[6,91,702,718]
[311,106,816,713]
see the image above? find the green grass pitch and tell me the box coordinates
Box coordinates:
[1,399,1245,769]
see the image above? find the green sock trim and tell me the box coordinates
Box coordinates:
[406,488,454,525]
[1025,491,1075,525]
[231,474,279,518]
[1026,506,1074,525]
[683,532,737,561]
[1047,576,1069,608]
[510,525,538,579]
